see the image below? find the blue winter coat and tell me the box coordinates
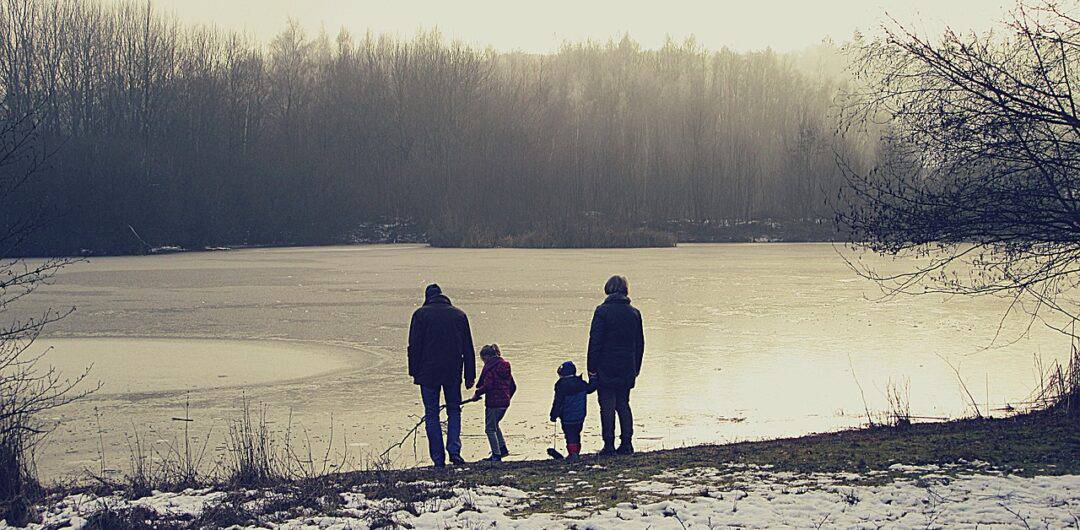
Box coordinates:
[550,375,596,424]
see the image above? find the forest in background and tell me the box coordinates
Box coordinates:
[0,0,874,255]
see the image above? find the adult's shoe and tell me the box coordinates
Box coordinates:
[449,454,467,465]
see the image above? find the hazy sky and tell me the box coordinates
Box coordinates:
[150,0,1012,52]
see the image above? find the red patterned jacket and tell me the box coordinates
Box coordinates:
[474,357,516,408]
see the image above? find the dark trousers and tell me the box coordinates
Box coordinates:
[561,421,583,445]
[597,386,633,446]
[419,383,462,466]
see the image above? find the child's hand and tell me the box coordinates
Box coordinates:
[549,416,557,423]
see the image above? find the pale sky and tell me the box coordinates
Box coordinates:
[149,0,1012,52]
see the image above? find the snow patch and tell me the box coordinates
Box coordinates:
[11,468,1080,529]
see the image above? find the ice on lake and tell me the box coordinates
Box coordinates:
[15,243,1072,478]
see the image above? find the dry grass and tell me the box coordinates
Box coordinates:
[83,504,162,530]
[1031,344,1080,416]
[885,377,912,428]
[86,399,354,499]
[152,401,215,492]
[221,401,282,488]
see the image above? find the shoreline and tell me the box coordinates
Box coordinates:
[7,239,850,259]
[5,219,842,258]
[400,408,1079,494]
[16,409,1077,528]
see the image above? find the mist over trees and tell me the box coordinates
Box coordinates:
[0,0,868,255]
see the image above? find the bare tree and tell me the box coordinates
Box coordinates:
[837,1,1080,337]
[0,63,94,530]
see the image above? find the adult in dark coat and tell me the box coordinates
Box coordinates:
[587,275,644,455]
[408,283,476,467]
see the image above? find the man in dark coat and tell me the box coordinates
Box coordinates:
[408,283,476,467]
[587,275,644,455]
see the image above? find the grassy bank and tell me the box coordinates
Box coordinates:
[381,409,1079,515]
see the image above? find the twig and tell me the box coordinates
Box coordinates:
[849,356,876,427]
[814,512,831,529]
[128,225,152,251]
[379,397,480,461]
[999,502,1032,530]
[937,353,983,418]
[671,509,687,529]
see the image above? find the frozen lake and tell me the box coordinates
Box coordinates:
[20,243,1070,479]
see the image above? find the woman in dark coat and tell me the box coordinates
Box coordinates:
[587,275,644,455]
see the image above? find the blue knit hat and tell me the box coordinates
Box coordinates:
[558,361,576,376]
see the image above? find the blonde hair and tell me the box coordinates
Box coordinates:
[604,275,629,295]
[479,344,502,358]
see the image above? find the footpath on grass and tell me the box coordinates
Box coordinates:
[10,411,1080,529]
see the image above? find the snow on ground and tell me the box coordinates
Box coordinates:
[9,465,1079,529]
[10,488,229,530]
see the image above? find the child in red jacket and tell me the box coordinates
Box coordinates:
[472,344,517,462]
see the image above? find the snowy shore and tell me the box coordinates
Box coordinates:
[10,462,1079,529]
[7,409,1077,529]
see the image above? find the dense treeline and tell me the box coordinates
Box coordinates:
[0,0,868,255]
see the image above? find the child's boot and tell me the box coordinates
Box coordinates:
[567,443,581,461]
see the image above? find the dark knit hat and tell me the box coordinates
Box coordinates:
[558,361,576,376]
[425,283,442,299]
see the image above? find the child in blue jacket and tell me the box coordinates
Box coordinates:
[549,361,597,459]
